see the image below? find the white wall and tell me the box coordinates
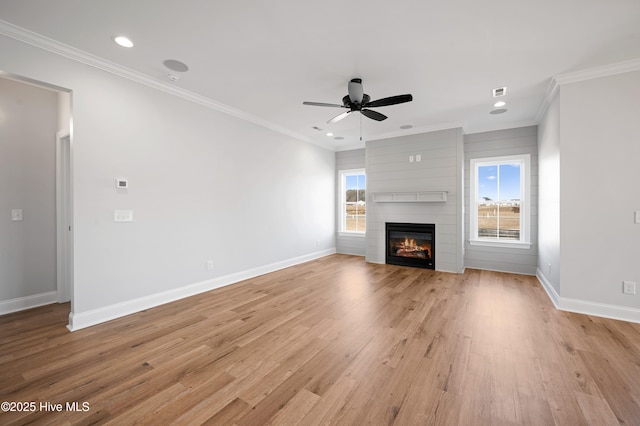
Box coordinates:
[560,70,640,310]
[0,78,58,304]
[537,94,561,293]
[0,35,336,328]
[464,126,539,275]
[365,129,464,273]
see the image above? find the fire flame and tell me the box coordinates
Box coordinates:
[393,237,430,258]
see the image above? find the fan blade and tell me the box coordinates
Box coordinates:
[303,101,345,108]
[328,110,351,124]
[364,94,413,108]
[361,109,387,121]
[348,78,364,104]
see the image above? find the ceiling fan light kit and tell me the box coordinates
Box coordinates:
[303,78,413,124]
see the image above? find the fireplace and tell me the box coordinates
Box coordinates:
[385,222,435,269]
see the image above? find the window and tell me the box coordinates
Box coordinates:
[470,154,531,248]
[339,169,366,235]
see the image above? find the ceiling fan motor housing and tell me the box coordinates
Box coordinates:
[343,94,370,110]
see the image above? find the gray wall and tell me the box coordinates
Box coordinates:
[335,148,366,256]
[559,70,640,308]
[365,128,464,273]
[0,78,58,301]
[464,126,539,275]
[0,34,336,325]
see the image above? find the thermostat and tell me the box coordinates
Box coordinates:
[116,179,128,189]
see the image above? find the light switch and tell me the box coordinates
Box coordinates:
[114,210,133,222]
[409,155,414,162]
[635,211,640,224]
[11,209,23,221]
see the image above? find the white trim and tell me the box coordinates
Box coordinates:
[56,131,72,303]
[554,57,640,86]
[469,154,531,246]
[0,19,318,149]
[0,292,58,315]
[469,239,532,249]
[370,122,465,142]
[339,168,366,234]
[534,78,560,123]
[372,191,447,203]
[536,267,561,309]
[535,58,640,125]
[67,248,336,331]
[338,232,366,238]
[463,119,539,136]
[536,268,640,324]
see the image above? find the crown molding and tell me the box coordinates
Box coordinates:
[554,57,640,86]
[0,19,317,147]
[463,119,538,136]
[534,77,560,123]
[534,57,640,124]
[370,121,464,142]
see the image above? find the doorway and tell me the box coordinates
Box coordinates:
[0,71,73,319]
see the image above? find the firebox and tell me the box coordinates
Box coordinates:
[385,222,435,269]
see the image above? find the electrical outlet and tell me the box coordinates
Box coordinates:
[114,210,133,222]
[206,260,214,270]
[623,281,636,295]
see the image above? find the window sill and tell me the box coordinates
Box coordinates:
[339,232,366,238]
[469,239,532,250]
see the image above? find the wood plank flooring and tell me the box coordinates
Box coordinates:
[2,254,640,425]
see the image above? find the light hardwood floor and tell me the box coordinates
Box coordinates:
[2,254,640,425]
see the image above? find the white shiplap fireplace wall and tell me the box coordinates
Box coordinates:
[365,128,465,273]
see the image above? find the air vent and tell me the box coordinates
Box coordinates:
[312,126,322,131]
[493,87,507,97]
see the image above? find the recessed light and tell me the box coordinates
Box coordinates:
[494,101,506,108]
[326,132,334,137]
[490,108,508,115]
[114,36,134,48]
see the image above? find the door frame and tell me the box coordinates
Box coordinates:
[56,130,73,304]
[1,70,74,317]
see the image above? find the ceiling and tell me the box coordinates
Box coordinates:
[1,0,639,150]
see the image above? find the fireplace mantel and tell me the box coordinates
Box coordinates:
[372,191,447,203]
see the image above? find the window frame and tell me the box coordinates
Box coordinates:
[469,154,531,249]
[339,168,366,237]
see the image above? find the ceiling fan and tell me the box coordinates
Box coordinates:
[303,78,413,124]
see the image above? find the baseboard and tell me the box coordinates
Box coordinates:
[536,268,640,324]
[0,291,58,315]
[536,268,560,309]
[68,248,336,331]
